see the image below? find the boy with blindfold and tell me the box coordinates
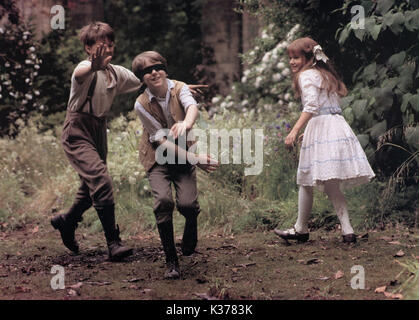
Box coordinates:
[132,51,218,279]
[51,22,206,263]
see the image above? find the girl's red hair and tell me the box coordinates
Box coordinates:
[287,37,347,98]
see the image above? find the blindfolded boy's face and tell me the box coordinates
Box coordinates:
[141,59,168,90]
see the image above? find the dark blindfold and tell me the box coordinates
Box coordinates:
[138,64,167,81]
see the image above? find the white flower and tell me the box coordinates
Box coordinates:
[211,96,220,104]
[284,93,291,101]
[22,99,28,105]
[255,76,263,88]
[220,102,227,109]
[0,94,2,99]
[134,171,140,176]
[278,100,284,106]
[25,78,30,83]
[281,68,291,77]
[29,46,36,52]
[241,99,249,106]
[3,80,11,86]
[128,176,136,185]
[34,64,40,70]
[34,90,40,96]
[25,94,33,100]
[241,76,247,83]
[244,69,250,77]
[25,59,33,64]
[5,62,10,68]
[272,73,282,82]
[262,52,271,63]
[40,105,45,110]
[276,62,285,70]
[0,28,3,34]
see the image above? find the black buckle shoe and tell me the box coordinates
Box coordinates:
[274,227,309,243]
[342,233,357,244]
[164,261,180,279]
[51,214,79,253]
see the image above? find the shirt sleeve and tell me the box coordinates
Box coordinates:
[298,70,322,114]
[134,101,166,143]
[178,84,197,112]
[115,65,142,95]
[71,60,94,86]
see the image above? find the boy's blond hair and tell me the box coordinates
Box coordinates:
[79,21,115,50]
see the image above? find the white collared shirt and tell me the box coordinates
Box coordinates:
[134,79,196,142]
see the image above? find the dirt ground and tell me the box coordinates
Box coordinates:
[0,222,418,301]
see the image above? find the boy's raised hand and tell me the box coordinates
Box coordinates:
[91,43,112,72]
[196,154,219,173]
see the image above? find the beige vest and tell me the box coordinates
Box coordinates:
[137,80,188,172]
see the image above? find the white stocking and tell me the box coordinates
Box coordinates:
[323,180,354,235]
[294,185,313,234]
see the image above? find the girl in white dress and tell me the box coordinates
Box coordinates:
[274,37,375,244]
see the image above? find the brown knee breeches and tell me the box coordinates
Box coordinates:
[147,164,200,224]
[61,111,114,208]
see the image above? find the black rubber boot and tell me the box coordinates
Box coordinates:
[50,201,91,253]
[157,220,180,279]
[96,204,133,261]
[181,215,198,256]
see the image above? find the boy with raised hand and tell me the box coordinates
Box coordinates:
[132,51,218,279]
[50,21,141,261]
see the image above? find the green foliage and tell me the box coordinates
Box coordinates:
[104,0,205,115]
[0,19,42,135]
[334,0,418,182]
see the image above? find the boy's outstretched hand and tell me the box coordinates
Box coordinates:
[196,154,219,173]
[91,43,112,71]
[188,84,209,97]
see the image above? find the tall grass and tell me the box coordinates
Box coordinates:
[0,110,416,237]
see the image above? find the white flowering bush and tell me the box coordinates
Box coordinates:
[210,24,301,117]
[0,23,43,135]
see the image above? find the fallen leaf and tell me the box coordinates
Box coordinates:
[32,226,39,234]
[389,241,402,245]
[68,282,83,289]
[384,292,403,299]
[67,289,78,296]
[394,250,405,257]
[194,293,219,300]
[334,270,344,279]
[375,286,387,293]
[317,276,330,281]
[231,268,238,273]
[15,286,31,293]
[380,236,393,241]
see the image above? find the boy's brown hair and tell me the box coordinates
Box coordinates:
[287,37,347,98]
[79,21,115,50]
[132,51,167,78]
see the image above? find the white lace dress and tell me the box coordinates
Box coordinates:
[297,69,375,190]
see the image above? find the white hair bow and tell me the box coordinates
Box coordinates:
[313,45,329,64]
